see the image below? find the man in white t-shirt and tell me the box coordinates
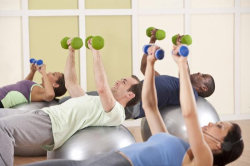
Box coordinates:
[0,39,142,166]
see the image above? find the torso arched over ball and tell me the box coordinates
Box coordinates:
[141,97,220,142]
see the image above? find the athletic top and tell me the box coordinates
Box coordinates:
[42,95,125,150]
[120,133,190,166]
[136,75,198,118]
[0,80,40,108]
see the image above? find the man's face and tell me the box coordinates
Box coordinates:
[190,72,210,86]
[111,77,138,98]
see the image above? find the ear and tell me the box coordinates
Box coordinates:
[53,83,59,88]
[201,85,208,92]
[127,91,135,100]
[216,142,222,150]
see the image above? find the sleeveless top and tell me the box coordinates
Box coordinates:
[0,80,39,108]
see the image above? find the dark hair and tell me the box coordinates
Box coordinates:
[213,123,244,166]
[54,74,67,97]
[126,75,142,107]
[198,75,215,97]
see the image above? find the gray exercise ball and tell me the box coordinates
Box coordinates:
[12,100,59,157]
[12,100,58,111]
[141,97,220,142]
[47,125,135,160]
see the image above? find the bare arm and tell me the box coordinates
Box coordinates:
[64,45,85,97]
[31,64,55,102]
[140,30,160,76]
[25,64,36,81]
[88,41,116,112]
[142,45,167,135]
[173,49,213,165]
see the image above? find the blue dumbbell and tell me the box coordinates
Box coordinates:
[174,45,189,57]
[143,44,165,60]
[30,58,43,66]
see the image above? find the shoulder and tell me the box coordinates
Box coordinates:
[155,75,179,82]
[108,101,125,120]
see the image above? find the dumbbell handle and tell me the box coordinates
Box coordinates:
[172,45,189,57]
[143,44,164,60]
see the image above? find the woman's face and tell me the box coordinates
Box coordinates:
[202,121,233,144]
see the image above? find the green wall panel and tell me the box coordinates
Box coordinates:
[29,0,78,9]
[29,16,80,97]
[85,16,132,91]
[85,0,131,9]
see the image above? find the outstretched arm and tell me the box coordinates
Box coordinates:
[140,30,160,76]
[88,41,116,112]
[25,63,36,81]
[172,47,212,165]
[64,45,85,97]
[142,45,167,135]
[31,64,55,102]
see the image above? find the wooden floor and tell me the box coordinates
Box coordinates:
[14,120,250,166]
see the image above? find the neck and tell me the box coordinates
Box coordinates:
[113,93,127,108]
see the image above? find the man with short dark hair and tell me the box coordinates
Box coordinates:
[125,31,215,119]
[0,39,142,166]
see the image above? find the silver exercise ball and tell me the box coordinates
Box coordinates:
[12,101,59,157]
[141,97,220,142]
[47,125,135,160]
[12,100,58,111]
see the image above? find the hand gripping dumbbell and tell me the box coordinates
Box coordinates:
[172,34,192,46]
[143,44,165,60]
[85,35,104,50]
[172,45,189,57]
[146,27,166,40]
[61,37,83,50]
[30,58,43,66]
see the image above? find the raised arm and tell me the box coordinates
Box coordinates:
[140,30,160,76]
[88,41,116,112]
[142,45,167,135]
[172,47,212,165]
[64,44,85,97]
[25,63,36,81]
[31,64,55,102]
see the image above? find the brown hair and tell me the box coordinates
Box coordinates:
[54,74,67,97]
[213,123,244,166]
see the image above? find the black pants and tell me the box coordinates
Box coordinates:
[0,101,3,108]
[24,152,131,166]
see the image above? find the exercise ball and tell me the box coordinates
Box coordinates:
[13,100,59,157]
[47,125,135,160]
[141,97,220,142]
[12,100,58,111]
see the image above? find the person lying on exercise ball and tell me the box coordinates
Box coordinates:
[0,62,66,108]
[0,38,142,166]
[25,45,243,166]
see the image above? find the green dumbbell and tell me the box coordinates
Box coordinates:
[85,35,104,50]
[61,37,83,50]
[172,34,192,46]
[146,27,166,40]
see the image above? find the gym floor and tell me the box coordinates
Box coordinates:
[14,119,250,166]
